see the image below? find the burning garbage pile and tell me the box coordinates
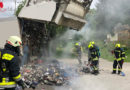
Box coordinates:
[20,65,43,89]
[42,62,69,86]
[20,60,79,89]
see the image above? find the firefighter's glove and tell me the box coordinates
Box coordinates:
[17,79,26,90]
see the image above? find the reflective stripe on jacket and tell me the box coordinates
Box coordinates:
[0,44,21,88]
[0,78,16,88]
[89,48,99,61]
[114,48,125,61]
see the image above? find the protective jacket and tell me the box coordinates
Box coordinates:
[74,45,82,54]
[0,44,21,88]
[114,48,125,61]
[89,47,99,61]
[121,48,125,60]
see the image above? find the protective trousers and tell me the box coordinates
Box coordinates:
[113,60,124,74]
[77,53,82,64]
[91,60,99,74]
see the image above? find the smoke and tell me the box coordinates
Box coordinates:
[70,0,130,41]
[19,0,130,89]
[67,76,108,90]
[95,0,130,35]
[48,25,93,60]
[53,61,110,90]
[41,0,130,67]
[48,30,73,59]
[47,0,130,90]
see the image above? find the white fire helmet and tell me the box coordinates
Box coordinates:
[7,36,22,47]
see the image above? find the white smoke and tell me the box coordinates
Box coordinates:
[95,0,130,34]
[50,0,130,90]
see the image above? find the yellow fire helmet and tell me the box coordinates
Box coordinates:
[88,44,93,49]
[75,43,79,46]
[89,41,95,45]
[91,41,95,45]
[115,44,121,48]
[7,36,22,47]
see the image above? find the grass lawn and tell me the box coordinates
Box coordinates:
[125,48,130,62]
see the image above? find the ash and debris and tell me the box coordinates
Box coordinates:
[19,59,92,90]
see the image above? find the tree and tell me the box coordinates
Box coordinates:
[15,0,26,16]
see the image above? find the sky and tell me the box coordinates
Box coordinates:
[0,0,99,18]
[90,0,99,9]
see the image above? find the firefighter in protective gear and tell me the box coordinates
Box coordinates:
[0,36,26,90]
[112,44,126,74]
[73,42,83,65]
[88,44,99,74]
[90,41,100,58]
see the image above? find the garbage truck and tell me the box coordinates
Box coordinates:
[18,0,93,30]
[17,0,93,58]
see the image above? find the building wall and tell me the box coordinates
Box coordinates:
[118,30,130,46]
[107,33,118,41]
[0,18,20,48]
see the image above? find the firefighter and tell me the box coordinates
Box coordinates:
[90,41,100,58]
[0,36,26,90]
[112,44,125,74]
[88,44,99,74]
[73,42,83,65]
